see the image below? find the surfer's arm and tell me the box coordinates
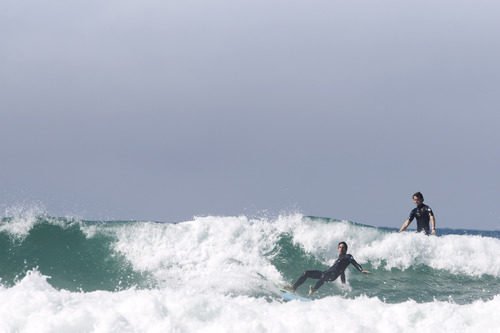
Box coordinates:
[401,209,416,232]
[350,257,371,274]
[350,257,363,272]
[399,219,411,232]
[430,215,436,235]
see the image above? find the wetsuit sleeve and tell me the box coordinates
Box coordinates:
[408,208,416,222]
[349,255,363,272]
[427,206,434,217]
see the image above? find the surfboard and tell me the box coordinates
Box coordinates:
[275,283,311,302]
[280,289,311,302]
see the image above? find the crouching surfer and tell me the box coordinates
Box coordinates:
[284,242,370,296]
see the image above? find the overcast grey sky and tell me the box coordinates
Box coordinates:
[1,0,499,230]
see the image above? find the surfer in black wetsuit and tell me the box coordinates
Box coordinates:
[284,242,370,296]
[399,192,436,235]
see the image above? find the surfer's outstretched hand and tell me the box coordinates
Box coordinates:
[362,270,371,274]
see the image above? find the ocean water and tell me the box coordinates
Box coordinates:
[1,210,499,332]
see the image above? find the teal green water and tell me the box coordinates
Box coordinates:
[0,217,153,291]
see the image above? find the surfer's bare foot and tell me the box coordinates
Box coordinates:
[283,285,295,292]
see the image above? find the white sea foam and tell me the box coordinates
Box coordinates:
[0,204,46,238]
[111,214,500,280]
[0,270,499,333]
[357,232,500,277]
[288,217,500,277]
[112,215,289,293]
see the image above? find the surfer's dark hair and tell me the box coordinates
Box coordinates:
[338,241,348,251]
[413,192,424,202]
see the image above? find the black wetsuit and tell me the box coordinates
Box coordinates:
[408,203,434,234]
[292,253,363,292]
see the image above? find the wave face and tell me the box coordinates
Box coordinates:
[1,213,499,332]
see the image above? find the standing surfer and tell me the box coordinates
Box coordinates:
[399,192,436,235]
[284,242,370,296]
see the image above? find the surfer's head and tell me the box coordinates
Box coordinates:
[413,192,424,205]
[338,241,348,255]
